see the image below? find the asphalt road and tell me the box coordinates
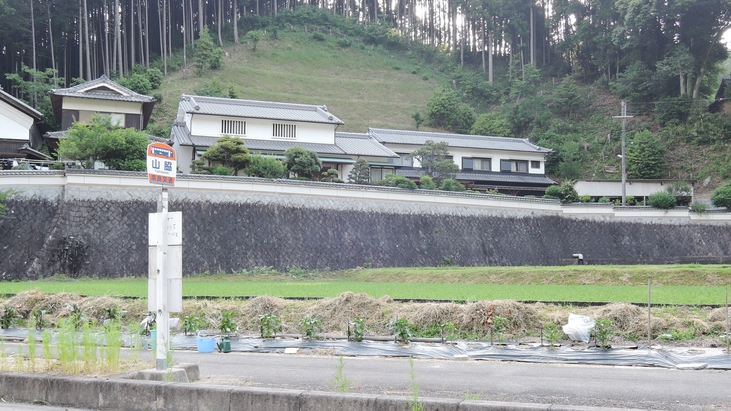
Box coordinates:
[1,345,729,410]
[171,350,731,410]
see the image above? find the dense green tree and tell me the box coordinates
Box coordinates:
[245,155,288,178]
[470,112,512,136]
[194,27,225,75]
[0,189,18,218]
[426,87,475,133]
[626,130,666,179]
[553,76,583,118]
[56,115,150,170]
[347,158,371,184]
[202,136,252,175]
[409,140,460,184]
[283,146,321,179]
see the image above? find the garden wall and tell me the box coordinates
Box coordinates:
[1,170,730,280]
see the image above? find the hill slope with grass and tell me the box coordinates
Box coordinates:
[151,29,449,134]
[147,20,731,197]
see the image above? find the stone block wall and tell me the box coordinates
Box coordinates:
[1,177,730,280]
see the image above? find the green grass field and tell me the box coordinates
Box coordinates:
[3,265,730,305]
[153,30,450,133]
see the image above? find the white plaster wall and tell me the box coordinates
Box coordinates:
[383,143,547,174]
[190,114,336,144]
[574,180,692,198]
[176,145,195,174]
[63,97,143,115]
[0,100,34,140]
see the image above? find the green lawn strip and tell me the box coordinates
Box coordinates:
[347,265,731,286]
[2,279,727,305]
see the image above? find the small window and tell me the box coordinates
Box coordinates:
[463,157,491,171]
[221,119,246,135]
[399,154,413,167]
[370,166,394,182]
[501,160,529,173]
[273,123,296,139]
[531,161,541,169]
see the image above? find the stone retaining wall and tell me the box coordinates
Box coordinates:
[1,171,730,280]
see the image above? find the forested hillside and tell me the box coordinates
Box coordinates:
[2,0,731,193]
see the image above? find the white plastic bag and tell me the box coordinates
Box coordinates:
[562,313,595,343]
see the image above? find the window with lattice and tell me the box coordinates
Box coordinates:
[221,119,246,135]
[272,123,296,139]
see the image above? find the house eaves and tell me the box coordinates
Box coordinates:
[0,88,44,121]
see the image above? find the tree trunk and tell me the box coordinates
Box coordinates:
[104,0,111,75]
[481,21,485,74]
[137,0,144,66]
[116,0,123,77]
[130,0,136,68]
[680,74,686,96]
[144,0,149,67]
[183,0,188,69]
[488,30,493,83]
[47,4,58,86]
[30,0,37,106]
[158,0,165,75]
[199,0,204,32]
[79,3,84,79]
[233,0,239,43]
[691,35,722,101]
[530,6,534,65]
[217,0,223,46]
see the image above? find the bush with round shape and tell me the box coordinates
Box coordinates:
[711,182,731,208]
[647,191,676,209]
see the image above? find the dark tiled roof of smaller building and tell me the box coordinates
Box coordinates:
[178,94,344,125]
[369,128,552,154]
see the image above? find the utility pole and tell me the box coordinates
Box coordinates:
[613,101,633,206]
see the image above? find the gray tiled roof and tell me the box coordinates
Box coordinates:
[174,130,397,159]
[397,169,556,186]
[49,74,156,103]
[45,130,172,145]
[179,94,344,125]
[0,88,44,120]
[369,128,552,153]
[335,132,398,158]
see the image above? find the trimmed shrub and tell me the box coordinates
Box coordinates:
[419,176,436,190]
[711,182,731,208]
[648,192,676,209]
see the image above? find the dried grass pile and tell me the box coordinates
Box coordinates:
[591,303,646,336]
[459,300,539,335]
[306,292,391,334]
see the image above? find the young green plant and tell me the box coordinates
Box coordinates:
[407,356,424,411]
[332,357,350,392]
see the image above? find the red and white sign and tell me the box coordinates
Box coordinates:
[147,142,177,186]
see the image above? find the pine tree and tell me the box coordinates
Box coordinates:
[348,158,371,184]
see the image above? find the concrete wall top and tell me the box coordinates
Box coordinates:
[1,170,730,223]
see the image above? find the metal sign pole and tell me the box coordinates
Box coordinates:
[156,188,169,370]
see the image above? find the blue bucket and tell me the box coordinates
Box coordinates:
[196,331,216,353]
[150,330,157,350]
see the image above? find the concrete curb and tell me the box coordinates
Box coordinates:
[0,372,650,411]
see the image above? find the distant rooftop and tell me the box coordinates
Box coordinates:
[369,128,552,154]
[178,94,344,125]
[49,74,156,104]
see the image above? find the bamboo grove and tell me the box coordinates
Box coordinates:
[1,0,730,104]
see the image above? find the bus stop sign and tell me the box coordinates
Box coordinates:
[147,142,176,186]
